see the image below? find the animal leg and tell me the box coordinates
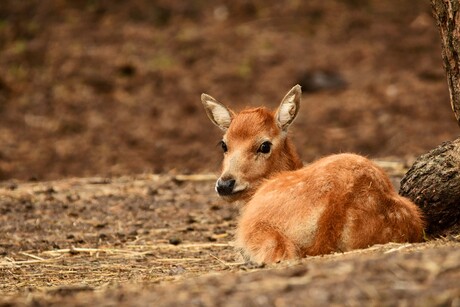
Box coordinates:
[238,224,298,264]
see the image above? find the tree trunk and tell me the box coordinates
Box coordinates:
[431,0,460,125]
[399,138,460,236]
[399,0,460,237]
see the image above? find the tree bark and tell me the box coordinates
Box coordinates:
[399,138,460,236]
[399,0,460,237]
[431,0,460,126]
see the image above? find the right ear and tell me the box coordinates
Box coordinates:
[275,84,301,131]
[201,93,233,131]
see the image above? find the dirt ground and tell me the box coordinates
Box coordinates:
[1,0,460,306]
[1,171,459,306]
[0,0,459,181]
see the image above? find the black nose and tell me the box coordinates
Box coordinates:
[216,178,236,196]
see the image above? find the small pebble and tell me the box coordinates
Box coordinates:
[169,238,182,245]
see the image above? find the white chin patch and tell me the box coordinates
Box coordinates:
[233,184,248,193]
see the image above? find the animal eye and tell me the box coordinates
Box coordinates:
[257,141,272,154]
[220,141,228,153]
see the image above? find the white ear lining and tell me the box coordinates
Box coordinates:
[278,96,296,126]
[201,93,233,130]
[208,101,232,129]
[276,84,301,130]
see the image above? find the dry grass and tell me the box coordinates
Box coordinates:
[0,169,459,305]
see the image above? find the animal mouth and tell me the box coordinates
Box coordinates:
[219,186,252,203]
[215,178,248,197]
[218,188,245,198]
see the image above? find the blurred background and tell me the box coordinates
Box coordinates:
[0,0,457,181]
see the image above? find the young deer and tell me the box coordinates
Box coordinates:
[201,85,425,264]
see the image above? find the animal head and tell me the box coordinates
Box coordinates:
[201,85,303,203]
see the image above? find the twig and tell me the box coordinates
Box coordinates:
[42,243,231,256]
[124,243,231,249]
[43,247,142,255]
[154,258,203,262]
[383,243,412,254]
[0,256,62,267]
[19,252,46,261]
[210,254,245,267]
[210,254,229,268]
[174,174,217,182]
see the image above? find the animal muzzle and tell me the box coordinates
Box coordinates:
[215,178,236,196]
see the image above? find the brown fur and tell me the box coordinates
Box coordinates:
[218,107,303,202]
[201,86,425,264]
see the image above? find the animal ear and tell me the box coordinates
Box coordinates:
[201,93,234,131]
[275,84,301,131]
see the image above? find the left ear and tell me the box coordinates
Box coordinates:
[275,84,301,131]
[201,93,234,131]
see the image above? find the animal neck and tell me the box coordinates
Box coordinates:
[278,137,303,172]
